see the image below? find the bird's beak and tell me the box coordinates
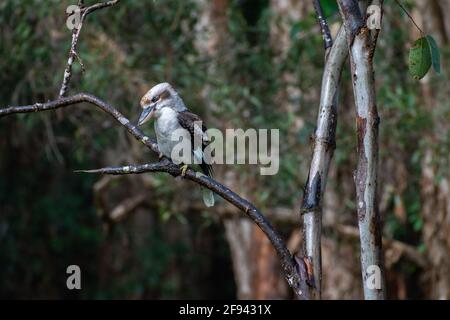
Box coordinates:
[137,104,155,126]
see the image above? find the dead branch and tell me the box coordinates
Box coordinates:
[109,192,147,222]
[313,0,333,53]
[59,0,121,97]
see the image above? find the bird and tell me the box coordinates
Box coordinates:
[137,82,214,207]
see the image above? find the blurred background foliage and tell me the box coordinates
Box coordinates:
[0,0,448,299]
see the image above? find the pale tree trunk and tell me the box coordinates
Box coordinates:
[223,215,254,299]
[337,0,386,300]
[413,0,450,299]
[300,26,348,299]
[222,173,288,299]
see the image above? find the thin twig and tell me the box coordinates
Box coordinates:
[313,0,333,52]
[59,0,120,97]
[369,0,383,58]
[299,26,348,300]
[393,0,424,35]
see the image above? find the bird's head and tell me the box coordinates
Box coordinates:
[137,82,186,126]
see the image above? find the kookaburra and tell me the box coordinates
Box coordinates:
[137,82,214,207]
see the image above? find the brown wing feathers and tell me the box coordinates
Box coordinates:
[177,111,213,177]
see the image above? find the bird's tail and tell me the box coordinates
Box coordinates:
[196,171,215,207]
[202,188,215,207]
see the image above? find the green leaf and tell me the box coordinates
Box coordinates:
[408,37,431,80]
[321,0,339,18]
[425,35,441,73]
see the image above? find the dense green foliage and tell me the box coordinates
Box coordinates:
[0,0,448,298]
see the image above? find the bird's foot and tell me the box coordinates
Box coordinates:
[180,164,188,177]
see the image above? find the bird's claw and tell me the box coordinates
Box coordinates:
[180,164,188,177]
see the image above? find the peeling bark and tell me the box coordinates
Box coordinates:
[300,27,348,299]
[337,0,386,300]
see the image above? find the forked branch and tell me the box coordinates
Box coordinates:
[59,0,121,97]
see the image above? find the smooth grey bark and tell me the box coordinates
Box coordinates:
[300,26,348,299]
[337,0,386,300]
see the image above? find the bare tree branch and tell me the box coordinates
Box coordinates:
[0,93,307,298]
[59,0,121,97]
[313,0,333,53]
[109,192,147,222]
[334,225,427,269]
[299,26,348,299]
[75,162,170,175]
[337,0,386,300]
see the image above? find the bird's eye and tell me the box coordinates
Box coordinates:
[151,95,160,103]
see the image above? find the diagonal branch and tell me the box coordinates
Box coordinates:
[75,162,169,174]
[59,0,121,97]
[0,93,308,298]
[313,0,333,53]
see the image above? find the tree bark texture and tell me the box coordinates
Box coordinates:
[337,0,386,299]
[300,26,348,299]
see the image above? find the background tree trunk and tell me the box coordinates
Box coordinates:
[194,0,289,299]
[413,0,450,299]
